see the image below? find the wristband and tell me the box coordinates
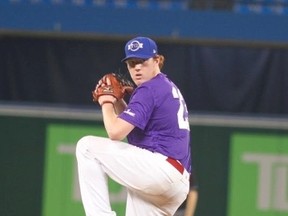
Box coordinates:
[100,101,114,106]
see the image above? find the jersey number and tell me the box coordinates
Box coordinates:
[172,87,190,131]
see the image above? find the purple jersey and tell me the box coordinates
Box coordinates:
[119,73,191,172]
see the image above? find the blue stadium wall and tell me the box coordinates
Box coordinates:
[1,1,288,44]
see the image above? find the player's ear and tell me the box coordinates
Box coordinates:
[153,55,160,64]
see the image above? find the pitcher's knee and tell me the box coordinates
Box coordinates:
[76,135,94,158]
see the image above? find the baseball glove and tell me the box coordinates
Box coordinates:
[92,73,134,103]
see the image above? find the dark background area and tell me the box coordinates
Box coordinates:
[1,35,288,114]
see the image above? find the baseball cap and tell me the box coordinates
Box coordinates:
[121,37,158,62]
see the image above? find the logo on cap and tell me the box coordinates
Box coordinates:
[127,40,143,52]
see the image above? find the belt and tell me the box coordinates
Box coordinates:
[166,157,184,174]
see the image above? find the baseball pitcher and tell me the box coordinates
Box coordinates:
[76,36,191,216]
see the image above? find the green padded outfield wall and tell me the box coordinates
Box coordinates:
[43,124,126,216]
[0,110,287,216]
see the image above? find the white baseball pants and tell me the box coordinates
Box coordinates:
[76,135,190,216]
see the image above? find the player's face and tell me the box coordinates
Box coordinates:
[125,57,160,86]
